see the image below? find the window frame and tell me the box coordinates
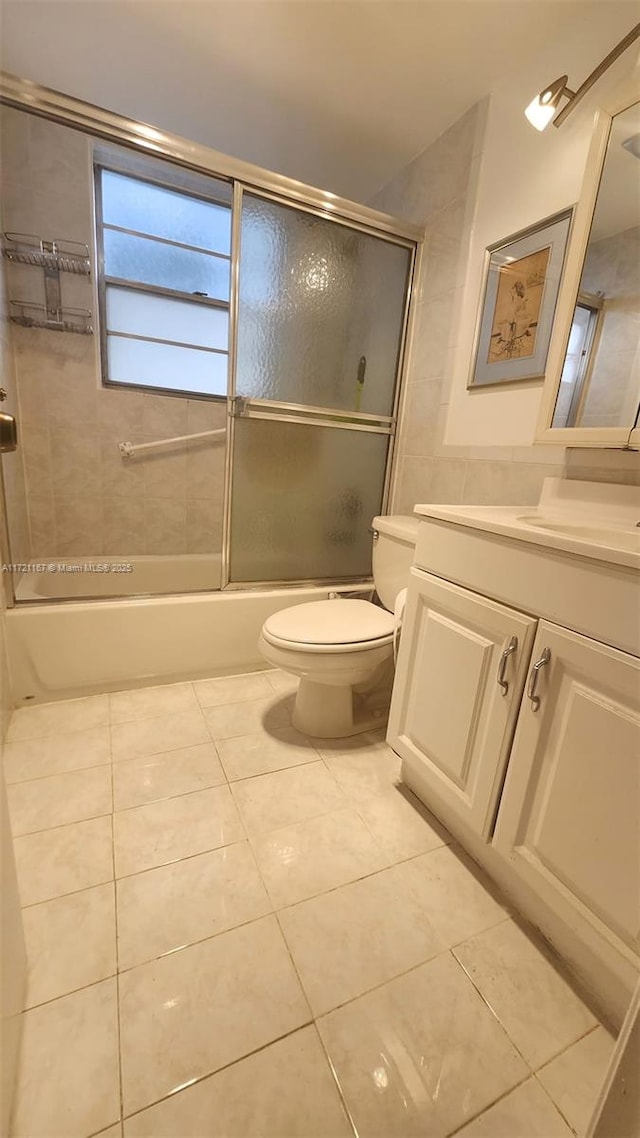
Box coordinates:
[94,162,232,402]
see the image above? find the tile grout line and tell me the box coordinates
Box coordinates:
[117,1020,317,1128]
[10,803,114,839]
[531,1069,585,1137]
[449,942,601,1079]
[443,1069,545,1138]
[448,944,541,1074]
[312,1022,361,1138]
[534,1021,603,1075]
[110,719,126,1132]
[5,754,112,788]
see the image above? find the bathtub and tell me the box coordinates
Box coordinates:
[6,578,371,704]
[14,553,223,601]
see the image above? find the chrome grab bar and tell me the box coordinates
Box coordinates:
[118,427,226,458]
[497,636,518,696]
[527,647,551,712]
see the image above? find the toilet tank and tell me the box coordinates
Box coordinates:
[371,515,419,611]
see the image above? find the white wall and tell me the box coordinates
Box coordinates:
[445,12,640,447]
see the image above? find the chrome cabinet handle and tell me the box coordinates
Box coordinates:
[527,647,551,712]
[497,636,518,696]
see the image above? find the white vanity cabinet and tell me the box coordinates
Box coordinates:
[388,569,536,838]
[493,622,640,960]
[387,483,640,1023]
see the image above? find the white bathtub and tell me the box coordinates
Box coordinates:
[6,580,370,704]
[15,554,222,600]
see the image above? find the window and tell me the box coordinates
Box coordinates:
[96,166,232,398]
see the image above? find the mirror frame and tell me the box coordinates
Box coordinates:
[536,80,640,448]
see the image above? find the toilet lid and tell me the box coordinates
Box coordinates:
[263,599,395,647]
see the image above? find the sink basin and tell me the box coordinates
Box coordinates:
[517,515,640,552]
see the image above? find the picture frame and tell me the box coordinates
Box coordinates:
[468,208,574,388]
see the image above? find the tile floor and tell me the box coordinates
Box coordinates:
[5,669,615,1138]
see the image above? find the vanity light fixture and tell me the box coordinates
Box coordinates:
[524,22,640,131]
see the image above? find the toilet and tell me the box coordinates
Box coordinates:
[259,515,419,738]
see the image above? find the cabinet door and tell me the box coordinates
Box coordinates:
[494,621,640,958]
[388,569,537,838]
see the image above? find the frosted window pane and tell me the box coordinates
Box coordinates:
[229,418,388,581]
[108,336,228,396]
[104,229,230,299]
[236,194,411,416]
[102,170,231,253]
[106,286,228,349]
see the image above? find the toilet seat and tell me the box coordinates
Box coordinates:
[262,599,395,654]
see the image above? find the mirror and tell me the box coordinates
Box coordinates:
[552,100,640,431]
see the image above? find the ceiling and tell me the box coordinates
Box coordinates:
[0,1,636,202]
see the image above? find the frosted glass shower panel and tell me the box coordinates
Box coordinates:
[236,195,411,415]
[229,419,389,581]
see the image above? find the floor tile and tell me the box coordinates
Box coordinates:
[23,883,116,1007]
[252,806,391,909]
[15,815,113,906]
[264,668,299,695]
[278,859,448,1015]
[123,1025,351,1137]
[8,694,110,741]
[111,709,210,762]
[355,786,450,861]
[217,725,319,782]
[194,671,274,707]
[411,843,508,947]
[113,786,244,877]
[95,1127,123,1138]
[318,952,528,1138]
[8,765,112,835]
[203,695,291,741]
[322,742,402,804]
[10,978,120,1138]
[109,681,199,724]
[454,920,598,1069]
[119,915,310,1116]
[231,761,346,837]
[117,842,271,970]
[537,1026,616,1135]
[112,742,225,811]
[455,1078,574,1137]
[4,726,111,784]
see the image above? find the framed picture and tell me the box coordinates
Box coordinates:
[468,208,573,388]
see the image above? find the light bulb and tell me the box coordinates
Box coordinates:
[524,95,557,131]
[524,76,569,131]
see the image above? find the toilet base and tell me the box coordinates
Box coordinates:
[292,676,389,739]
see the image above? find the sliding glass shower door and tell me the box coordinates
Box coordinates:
[227,190,413,584]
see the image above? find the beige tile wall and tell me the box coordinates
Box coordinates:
[1,107,227,559]
[371,102,639,514]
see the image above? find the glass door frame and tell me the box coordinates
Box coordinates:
[220,183,418,589]
[0,72,422,604]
